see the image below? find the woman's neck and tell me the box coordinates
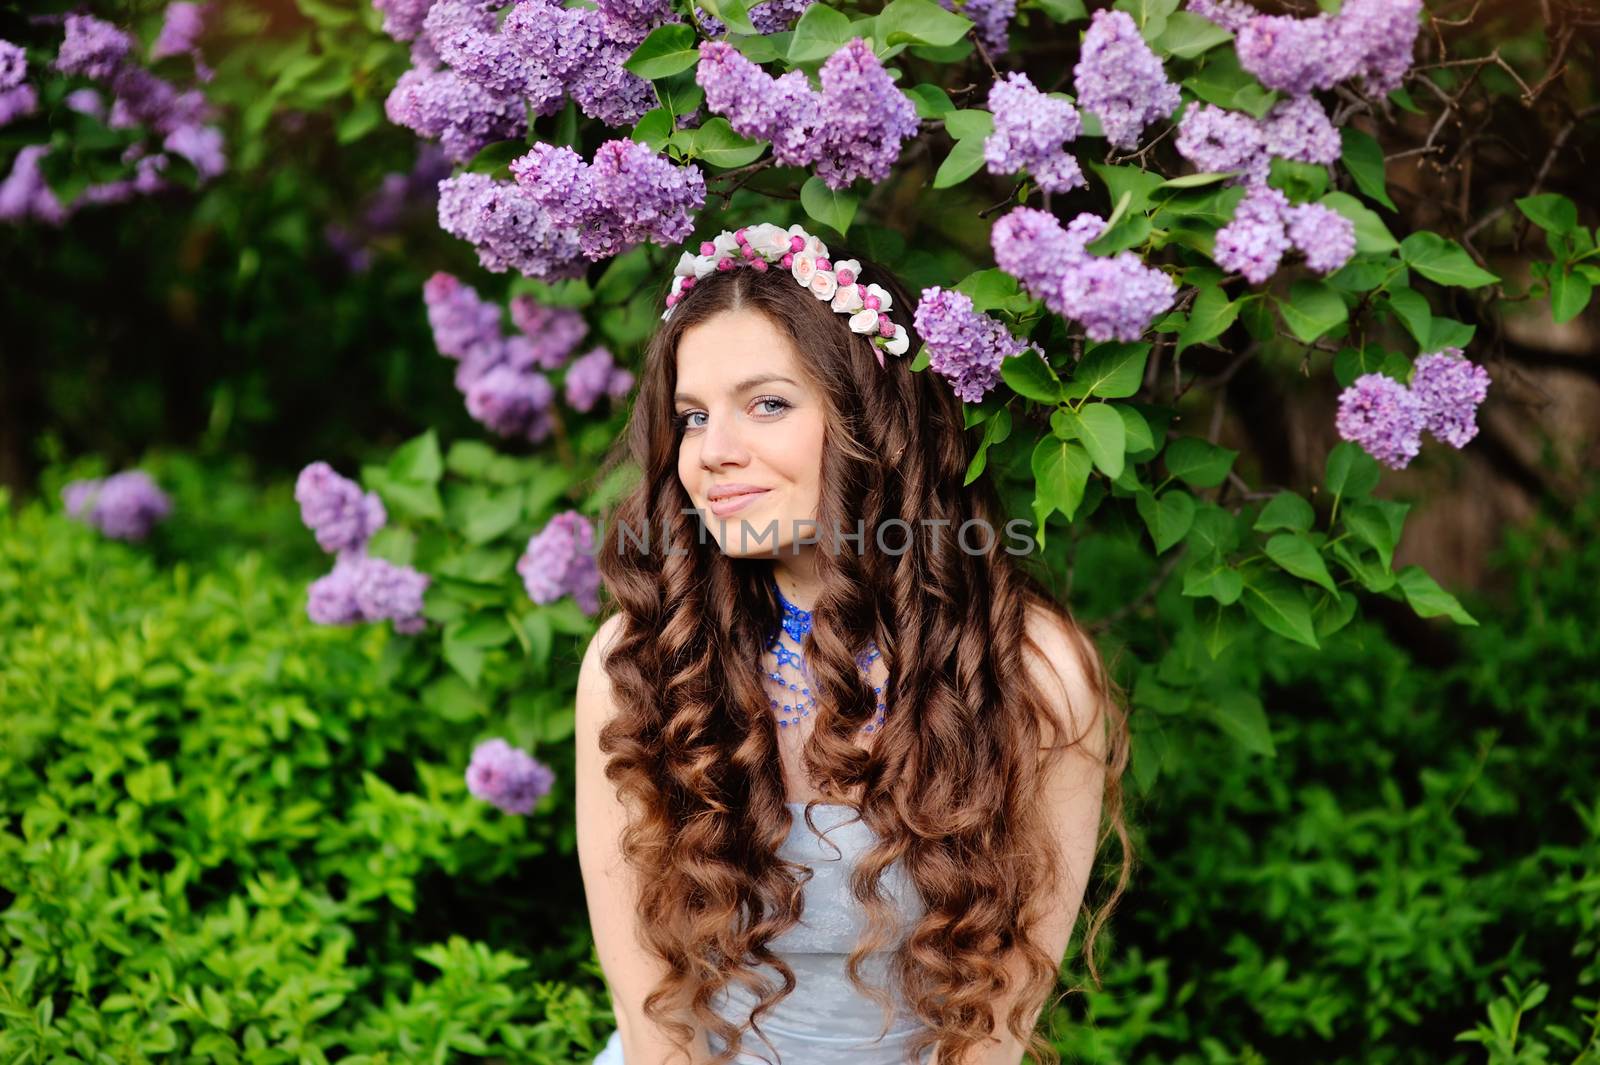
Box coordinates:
[768,551,820,612]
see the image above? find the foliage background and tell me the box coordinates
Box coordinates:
[2,0,1598,1061]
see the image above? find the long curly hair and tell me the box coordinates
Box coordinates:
[590,242,1134,1065]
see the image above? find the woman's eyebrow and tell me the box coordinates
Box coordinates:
[673,374,798,404]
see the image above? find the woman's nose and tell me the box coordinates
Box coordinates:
[699,410,750,467]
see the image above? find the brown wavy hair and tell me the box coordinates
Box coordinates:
[590,241,1134,1065]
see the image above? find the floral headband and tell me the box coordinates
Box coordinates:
[662,222,912,368]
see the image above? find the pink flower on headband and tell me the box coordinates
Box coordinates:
[661,221,911,367]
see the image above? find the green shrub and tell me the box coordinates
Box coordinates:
[0,490,613,1063]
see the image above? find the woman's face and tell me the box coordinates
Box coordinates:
[674,307,826,557]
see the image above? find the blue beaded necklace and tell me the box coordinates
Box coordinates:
[765,585,888,733]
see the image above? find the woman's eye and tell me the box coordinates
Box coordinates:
[755,397,791,416]
[676,398,789,432]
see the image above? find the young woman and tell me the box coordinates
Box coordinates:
[575,222,1132,1065]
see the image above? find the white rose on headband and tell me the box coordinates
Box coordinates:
[810,269,838,301]
[752,223,790,257]
[693,255,717,279]
[830,283,865,314]
[807,235,829,260]
[848,309,880,334]
[713,232,739,259]
[791,252,817,286]
[864,283,893,313]
[884,325,910,356]
[670,275,687,296]
[675,251,698,278]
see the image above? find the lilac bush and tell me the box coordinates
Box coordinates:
[466,738,557,815]
[61,470,172,541]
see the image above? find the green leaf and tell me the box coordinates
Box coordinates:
[1427,316,1476,350]
[1339,128,1395,210]
[1182,551,1243,603]
[1515,193,1577,235]
[1324,441,1380,501]
[1267,157,1330,202]
[1241,572,1320,648]
[964,406,1012,485]
[954,268,1022,313]
[787,3,856,62]
[799,175,858,236]
[683,118,767,167]
[624,23,701,79]
[943,108,994,141]
[933,136,986,189]
[1117,403,1155,455]
[1001,349,1064,402]
[1064,342,1148,400]
[1264,532,1339,595]
[655,69,705,117]
[1278,280,1347,343]
[1157,171,1235,189]
[1036,0,1088,21]
[1549,269,1593,324]
[388,429,443,483]
[1195,598,1246,659]
[631,108,673,152]
[1344,498,1406,571]
[1068,403,1128,478]
[1113,0,1179,41]
[1164,435,1236,488]
[1086,214,1153,255]
[1182,47,1276,119]
[1176,285,1238,354]
[1400,232,1500,288]
[906,82,956,118]
[1207,692,1277,756]
[1135,488,1196,553]
[876,0,973,47]
[1153,10,1231,57]
[1254,491,1314,533]
[697,0,757,35]
[1396,565,1477,625]
[1089,163,1166,214]
[1031,437,1094,524]
[1384,286,1433,347]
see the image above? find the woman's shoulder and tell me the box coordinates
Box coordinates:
[577,613,627,726]
[1019,599,1105,754]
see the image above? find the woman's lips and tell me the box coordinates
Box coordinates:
[708,489,770,517]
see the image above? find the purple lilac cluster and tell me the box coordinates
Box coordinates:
[1175,97,1339,186]
[435,171,586,280]
[992,207,1177,343]
[424,272,627,441]
[466,738,556,815]
[0,39,38,129]
[306,555,431,634]
[382,0,660,165]
[1336,348,1490,470]
[517,510,602,615]
[983,72,1084,194]
[295,462,387,556]
[1225,0,1423,99]
[296,460,429,634]
[510,139,706,261]
[1213,184,1355,283]
[1185,0,1252,32]
[61,470,172,541]
[565,347,636,413]
[935,0,1014,55]
[3,12,225,225]
[695,39,918,189]
[914,287,1031,402]
[1072,9,1181,150]
[150,2,212,79]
